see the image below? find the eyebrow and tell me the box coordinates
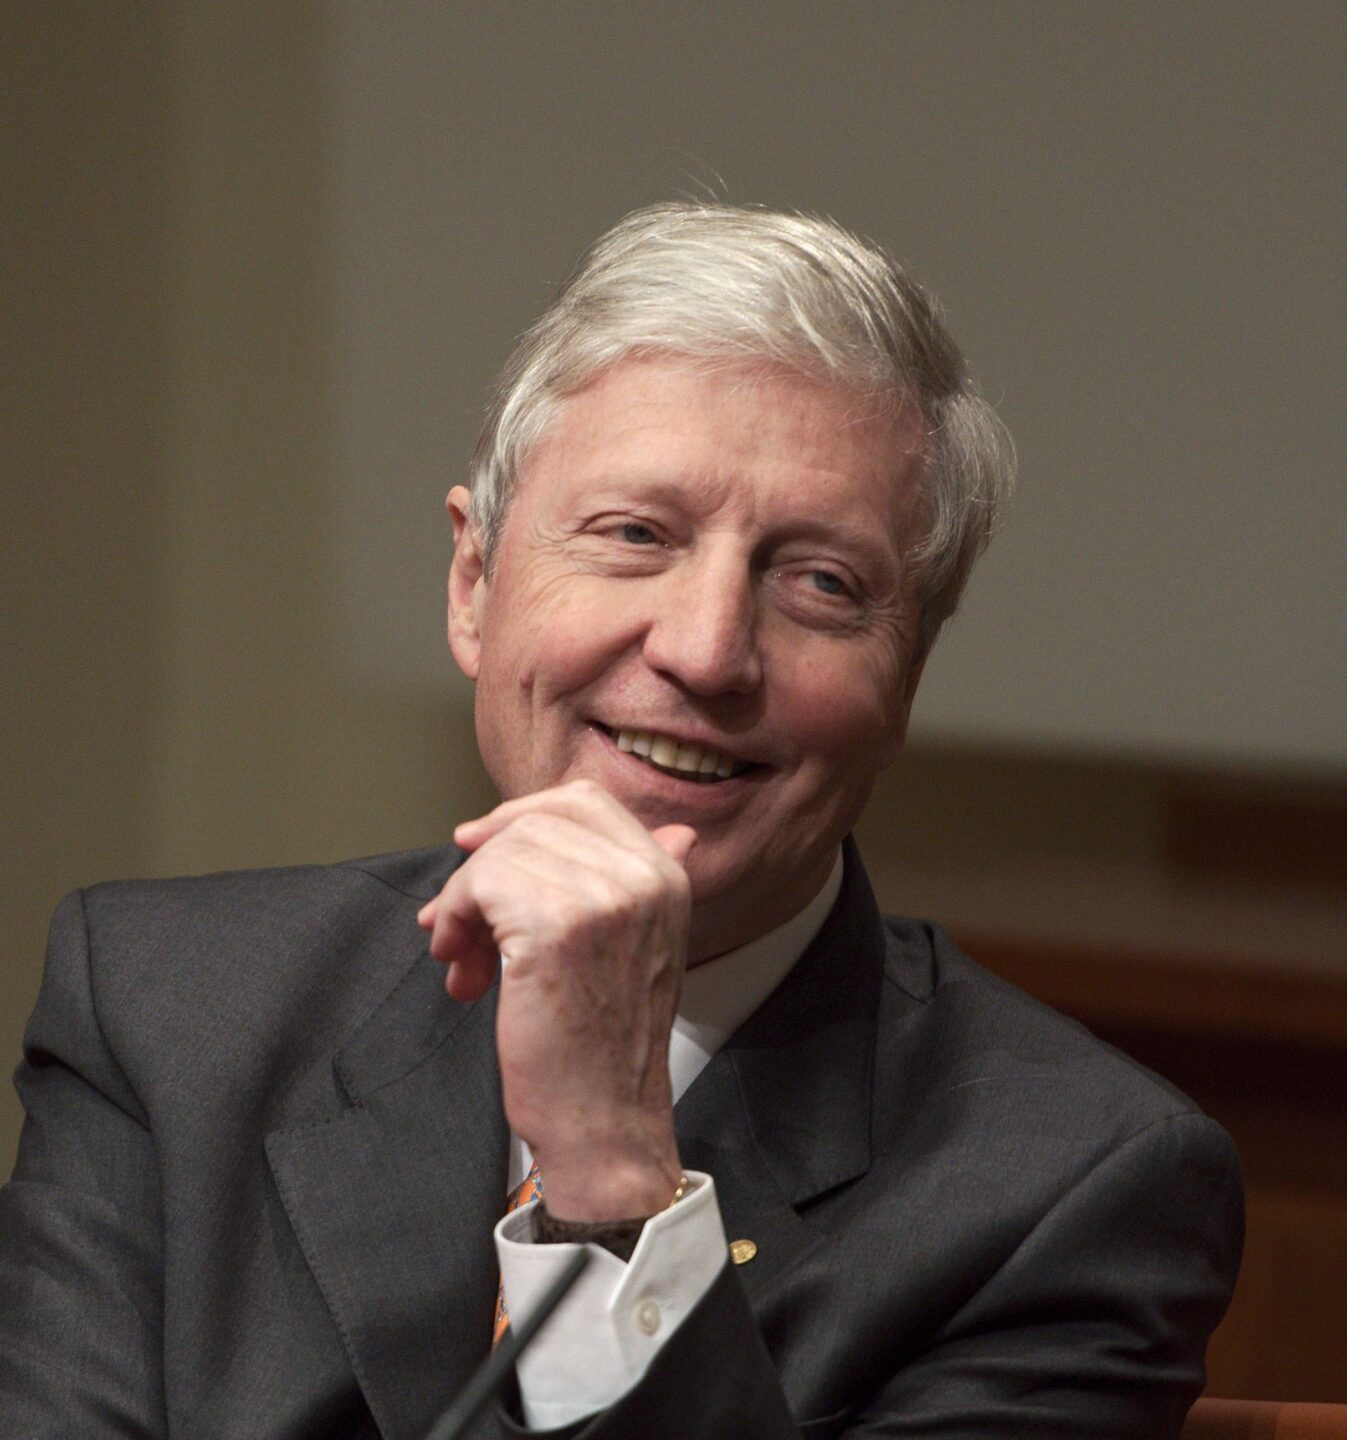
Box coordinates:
[580,472,717,507]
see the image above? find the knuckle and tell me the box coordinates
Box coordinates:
[506,811,559,848]
[620,851,686,910]
[585,871,628,918]
[548,895,599,947]
[510,811,545,839]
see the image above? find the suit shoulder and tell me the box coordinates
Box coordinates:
[78,843,459,919]
[56,847,462,1082]
[86,840,461,904]
[68,843,461,996]
[877,914,1207,1131]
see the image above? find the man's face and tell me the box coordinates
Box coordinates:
[447,354,928,961]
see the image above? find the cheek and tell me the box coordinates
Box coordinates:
[482,576,633,706]
[478,576,563,692]
[785,653,907,768]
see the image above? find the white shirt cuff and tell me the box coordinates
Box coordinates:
[494,1170,727,1430]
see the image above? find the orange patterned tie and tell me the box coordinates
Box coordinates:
[492,1162,544,1346]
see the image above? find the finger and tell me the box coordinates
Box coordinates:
[444,954,495,1003]
[425,798,614,924]
[428,897,494,971]
[651,824,697,867]
[453,780,652,855]
[426,881,499,998]
[430,828,610,980]
[464,810,691,915]
[428,809,630,957]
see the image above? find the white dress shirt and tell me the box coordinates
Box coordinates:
[494,853,843,1429]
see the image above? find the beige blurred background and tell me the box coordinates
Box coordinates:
[4,0,1344,1399]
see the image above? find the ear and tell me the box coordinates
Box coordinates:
[446,485,485,680]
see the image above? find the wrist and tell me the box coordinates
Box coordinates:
[530,1140,683,1222]
[533,1174,692,1260]
[526,1111,682,1220]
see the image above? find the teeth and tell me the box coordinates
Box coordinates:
[612,728,745,781]
[650,736,679,767]
[675,743,702,771]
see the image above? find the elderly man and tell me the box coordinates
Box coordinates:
[2,204,1241,1438]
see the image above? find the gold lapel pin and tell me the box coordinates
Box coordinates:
[729,1238,757,1265]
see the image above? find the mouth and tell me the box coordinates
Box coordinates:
[597,725,757,784]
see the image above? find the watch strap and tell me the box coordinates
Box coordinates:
[531,1174,692,1261]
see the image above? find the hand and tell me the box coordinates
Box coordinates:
[418,780,696,1221]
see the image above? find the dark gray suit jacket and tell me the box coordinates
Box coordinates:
[2,839,1242,1438]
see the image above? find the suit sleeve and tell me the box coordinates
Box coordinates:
[0,890,168,1437]
[496,1112,1242,1440]
[846,1112,1245,1439]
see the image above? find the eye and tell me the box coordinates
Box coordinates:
[810,569,849,597]
[620,521,659,545]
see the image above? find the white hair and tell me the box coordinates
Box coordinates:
[467,202,1015,654]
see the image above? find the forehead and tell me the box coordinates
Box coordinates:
[518,354,927,535]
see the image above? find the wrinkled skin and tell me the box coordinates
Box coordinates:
[420,356,927,1219]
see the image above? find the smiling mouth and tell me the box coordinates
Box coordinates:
[599,726,755,783]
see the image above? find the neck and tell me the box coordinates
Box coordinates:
[686,849,842,967]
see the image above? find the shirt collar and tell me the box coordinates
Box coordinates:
[669,849,844,1102]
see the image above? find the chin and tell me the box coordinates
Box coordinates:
[684,849,757,907]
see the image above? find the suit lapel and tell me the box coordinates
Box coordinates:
[676,838,884,1306]
[265,839,885,1433]
[266,864,508,1440]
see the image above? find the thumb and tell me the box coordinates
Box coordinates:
[651,823,697,867]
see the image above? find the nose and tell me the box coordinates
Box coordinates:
[641,551,762,696]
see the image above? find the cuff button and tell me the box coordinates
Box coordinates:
[636,1299,661,1335]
